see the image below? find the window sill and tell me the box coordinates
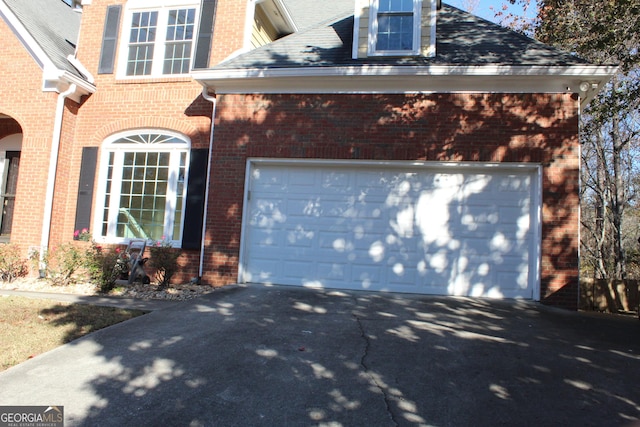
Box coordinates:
[114,76,194,84]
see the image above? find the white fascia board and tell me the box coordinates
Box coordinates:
[58,71,96,101]
[192,64,618,106]
[42,68,96,102]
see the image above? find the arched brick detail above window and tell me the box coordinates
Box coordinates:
[90,116,204,148]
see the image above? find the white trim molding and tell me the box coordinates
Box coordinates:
[367,0,422,57]
[193,64,618,107]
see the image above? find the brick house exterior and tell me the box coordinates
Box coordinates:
[0,0,616,309]
[206,92,582,306]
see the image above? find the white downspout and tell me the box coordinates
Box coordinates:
[40,83,77,274]
[199,88,217,281]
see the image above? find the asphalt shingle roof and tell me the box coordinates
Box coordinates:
[217,2,589,70]
[282,0,354,32]
[2,0,83,78]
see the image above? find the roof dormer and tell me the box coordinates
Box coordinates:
[251,0,297,49]
[353,0,437,59]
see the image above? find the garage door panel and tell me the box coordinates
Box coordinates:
[287,170,316,187]
[282,260,315,282]
[386,263,419,287]
[354,171,401,189]
[352,263,385,287]
[317,261,349,279]
[285,198,387,220]
[284,231,314,248]
[243,162,538,299]
[497,175,531,191]
[245,258,280,283]
[248,230,286,251]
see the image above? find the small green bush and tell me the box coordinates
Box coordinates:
[0,244,28,282]
[85,243,130,293]
[148,238,181,290]
[45,243,86,286]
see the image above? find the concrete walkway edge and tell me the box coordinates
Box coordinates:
[0,289,179,311]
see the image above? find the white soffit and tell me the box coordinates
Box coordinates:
[192,64,618,107]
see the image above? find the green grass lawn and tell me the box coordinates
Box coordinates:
[0,295,147,371]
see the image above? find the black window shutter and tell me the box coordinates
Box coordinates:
[193,0,218,69]
[74,147,98,236]
[182,149,209,249]
[98,5,122,74]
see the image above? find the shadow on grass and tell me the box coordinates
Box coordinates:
[39,304,148,343]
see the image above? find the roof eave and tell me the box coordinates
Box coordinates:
[193,64,618,107]
[43,69,96,103]
[1,0,95,102]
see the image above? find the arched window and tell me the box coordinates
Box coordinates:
[96,130,190,244]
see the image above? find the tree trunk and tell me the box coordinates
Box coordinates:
[611,111,627,280]
[594,147,607,279]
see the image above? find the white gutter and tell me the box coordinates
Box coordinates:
[192,64,618,107]
[198,88,217,281]
[42,69,95,102]
[40,83,77,273]
[193,64,619,80]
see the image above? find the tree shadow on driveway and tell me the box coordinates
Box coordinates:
[0,285,638,426]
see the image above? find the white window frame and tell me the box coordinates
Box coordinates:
[368,0,422,56]
[94,129,191,247]
[116,0,199,79]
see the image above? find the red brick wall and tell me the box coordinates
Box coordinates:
[0,14,62,255]
[210,0,250,64]
[207,93,580,308]
[57,0,251,282]
[0,0,250,280]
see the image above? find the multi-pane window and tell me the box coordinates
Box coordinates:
[98,132,189,245]
[123,4,197,77]
[370,0,420,55]
[164,8,195,74]
[127,11,158,76]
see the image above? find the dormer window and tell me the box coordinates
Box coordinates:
[353,0,435,59]
[369,0,421,56]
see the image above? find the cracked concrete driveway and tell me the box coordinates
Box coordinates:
[1,284,639,426]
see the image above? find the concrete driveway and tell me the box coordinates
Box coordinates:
[0,284,639,426]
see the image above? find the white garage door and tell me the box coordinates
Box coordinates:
[240,160,540,299]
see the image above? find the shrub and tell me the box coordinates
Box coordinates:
[148,238,181,290]
[45,243,86,286]
[0,244,28,282]
[85,244,130,293]
[27,247,42,277]
[73,228,92,242]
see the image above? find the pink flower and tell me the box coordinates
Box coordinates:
[81,228,88,234]
[74,230,80,238]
